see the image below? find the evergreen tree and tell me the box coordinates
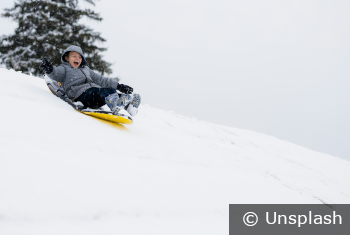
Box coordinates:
[0,0,113,76]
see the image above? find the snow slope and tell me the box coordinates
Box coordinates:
[0,68,349,235]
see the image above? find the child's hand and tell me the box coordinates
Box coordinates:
[39,57,53,74]
[117,84,133,94]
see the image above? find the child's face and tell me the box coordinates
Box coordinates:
[65,51,82,68]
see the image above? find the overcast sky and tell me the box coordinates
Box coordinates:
[1,0,350,160]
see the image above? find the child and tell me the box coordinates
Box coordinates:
[39,45,140,116]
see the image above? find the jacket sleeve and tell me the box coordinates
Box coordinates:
[89,67,119,89]
[47,65,66,84]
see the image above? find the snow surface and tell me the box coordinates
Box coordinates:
[0,68,349,234]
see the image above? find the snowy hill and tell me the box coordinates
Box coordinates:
[0,68,349,235]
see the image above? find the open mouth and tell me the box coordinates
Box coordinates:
[74,62,79,66]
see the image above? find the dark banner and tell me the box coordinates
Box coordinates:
[229,204,350,235]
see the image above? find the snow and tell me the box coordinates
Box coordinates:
[0,68,349,234]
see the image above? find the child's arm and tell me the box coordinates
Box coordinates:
[47,65,66,83]
[40,58,65,83]
[89,68,119,89]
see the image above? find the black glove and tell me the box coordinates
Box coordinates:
[39,57,53,74]
[117,84,133,94]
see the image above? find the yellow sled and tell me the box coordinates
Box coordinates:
[81,111,133,125]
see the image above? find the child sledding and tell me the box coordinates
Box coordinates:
[40,45,141,118]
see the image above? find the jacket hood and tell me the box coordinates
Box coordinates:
[61,45,87,67]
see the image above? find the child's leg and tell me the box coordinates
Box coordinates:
[125,94,141,117]
[76,87,117,109]
[107,93,141,116]
[105,93,132,113]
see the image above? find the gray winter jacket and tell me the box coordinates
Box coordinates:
[47,45,118,100]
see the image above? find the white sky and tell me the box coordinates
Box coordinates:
[1,0,350,160]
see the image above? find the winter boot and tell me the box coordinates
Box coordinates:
[125,94,141,117]
[105,93,132,114]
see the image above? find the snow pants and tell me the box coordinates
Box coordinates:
[75,87,119,109]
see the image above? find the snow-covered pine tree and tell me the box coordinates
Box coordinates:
[0,0,112,76]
